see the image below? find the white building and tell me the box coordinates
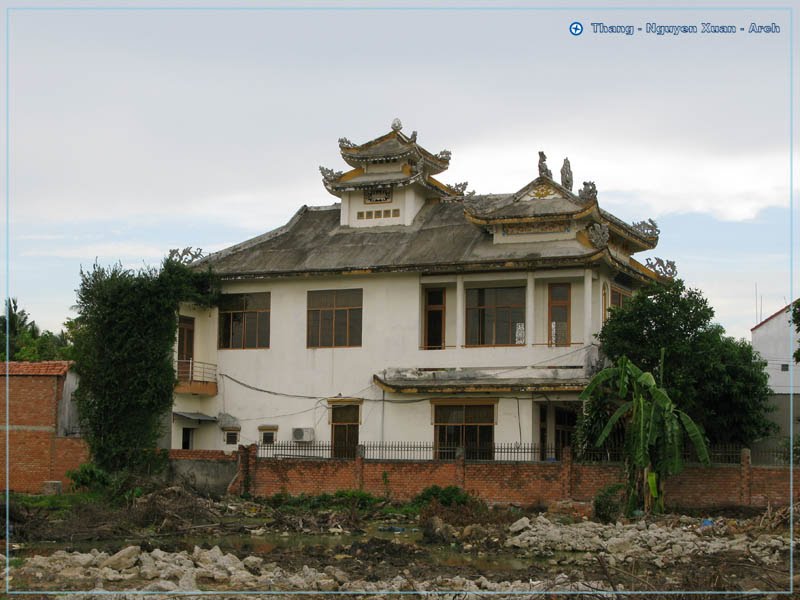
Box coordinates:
[751,302,799,448]
[170,120,664,456]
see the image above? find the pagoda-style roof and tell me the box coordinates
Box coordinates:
[464,174,659,252]
[194,201,661,284]
[321,119,459,198]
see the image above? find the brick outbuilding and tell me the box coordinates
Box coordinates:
[1,361,88,493]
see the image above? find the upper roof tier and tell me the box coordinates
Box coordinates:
[321,119,458,197]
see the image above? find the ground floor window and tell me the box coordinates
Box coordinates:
[223,429,240,446]
[259,425,278,445]
[181,427,193,450]
[331,404,359,459]
[434,403,495,460]
[554,407,577,452]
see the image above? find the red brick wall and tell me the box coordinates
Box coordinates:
[465,462,564,505]
[53,437,90,489]
[242,445,800,509]
[749,466,797,507]
[169,449,236,461]
[570,463,625,501]
[362,461,460,501]
[1,374,89,493]
[664,465,743,508]
[251,458,360,497]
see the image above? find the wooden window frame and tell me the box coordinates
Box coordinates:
[423,287,446,350]
[610,286,631,309]
[218,293,271,350]
[330,402,360,459]
[307,289,363,348]
[431,400,496,460]
[548,283,571,347]
[465,286,526,347]
[223,430,240,446]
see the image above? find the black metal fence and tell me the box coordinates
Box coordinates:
[256,441,791,466]
[257,441,567,462]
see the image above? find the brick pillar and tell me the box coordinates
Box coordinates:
[740,447,751,506]
[560,446,573,501]
[355,444,365,490]
[455,446,466,489]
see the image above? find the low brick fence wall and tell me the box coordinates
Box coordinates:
[225,445,800,509]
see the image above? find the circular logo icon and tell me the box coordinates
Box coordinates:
[570,21,584,36]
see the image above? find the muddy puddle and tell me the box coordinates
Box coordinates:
[16,525,548,576]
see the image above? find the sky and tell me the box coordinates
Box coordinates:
[2,0,799,342]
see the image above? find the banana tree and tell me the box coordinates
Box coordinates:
[578,355,710,513]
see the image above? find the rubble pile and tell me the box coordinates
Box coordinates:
[16,545,613,596]
[504,514,791,568]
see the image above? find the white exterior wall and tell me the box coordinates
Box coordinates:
[752,307,798,396]
[751,307,799,445]
[173,271,602,450]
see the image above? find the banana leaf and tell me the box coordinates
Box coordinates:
[647,471,659,498]
[678,410,710,465]
[596,400,633,446]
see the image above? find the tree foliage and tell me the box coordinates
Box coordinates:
[577,356,709,513]
[1,298,73,361]
[792,299,800,364]
[596,279,775,445]
[72,258,217,473]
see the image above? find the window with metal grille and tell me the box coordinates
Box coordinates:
[307,289,363,348]
[465,287,525,346]
[218,293,270,349]
[548,283,570,347]
[224,430,239,445]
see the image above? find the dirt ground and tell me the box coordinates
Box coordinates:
[4,486,797,597]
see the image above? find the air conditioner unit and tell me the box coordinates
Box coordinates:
[292,427,315,443]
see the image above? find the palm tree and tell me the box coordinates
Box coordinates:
[578,355,710,513]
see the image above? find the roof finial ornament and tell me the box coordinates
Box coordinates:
[538,151,552,178]
[391,118,403,132]
[632,218,660,238]
[560,157,573,191]
[645,257,677,278]
[578,181,597,203]
[409,130,417,142]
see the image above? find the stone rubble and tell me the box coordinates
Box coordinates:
[504,514,791,567]
[16,545,615,597]
[10,515,792,598]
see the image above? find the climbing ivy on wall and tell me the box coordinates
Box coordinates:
[72,256,218,472]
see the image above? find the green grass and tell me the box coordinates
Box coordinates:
[9,491,102,515]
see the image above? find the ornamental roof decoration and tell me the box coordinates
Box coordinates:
[586,223,610,248]
[538,151,552,178]
[645,257,677,278]
[578,181,597,204]
[631,218,660,239]
[560,158,573,191]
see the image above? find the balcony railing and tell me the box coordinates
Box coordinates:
[174,358,218,395]
[175,358,217,383]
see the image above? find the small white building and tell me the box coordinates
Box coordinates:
[751,302,799,448]
[170,120,664,456]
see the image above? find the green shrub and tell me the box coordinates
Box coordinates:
[67,463,111,492]
[413,485,470,507]
[593,483,625,523]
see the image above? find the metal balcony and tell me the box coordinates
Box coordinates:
[174,358,218,396]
